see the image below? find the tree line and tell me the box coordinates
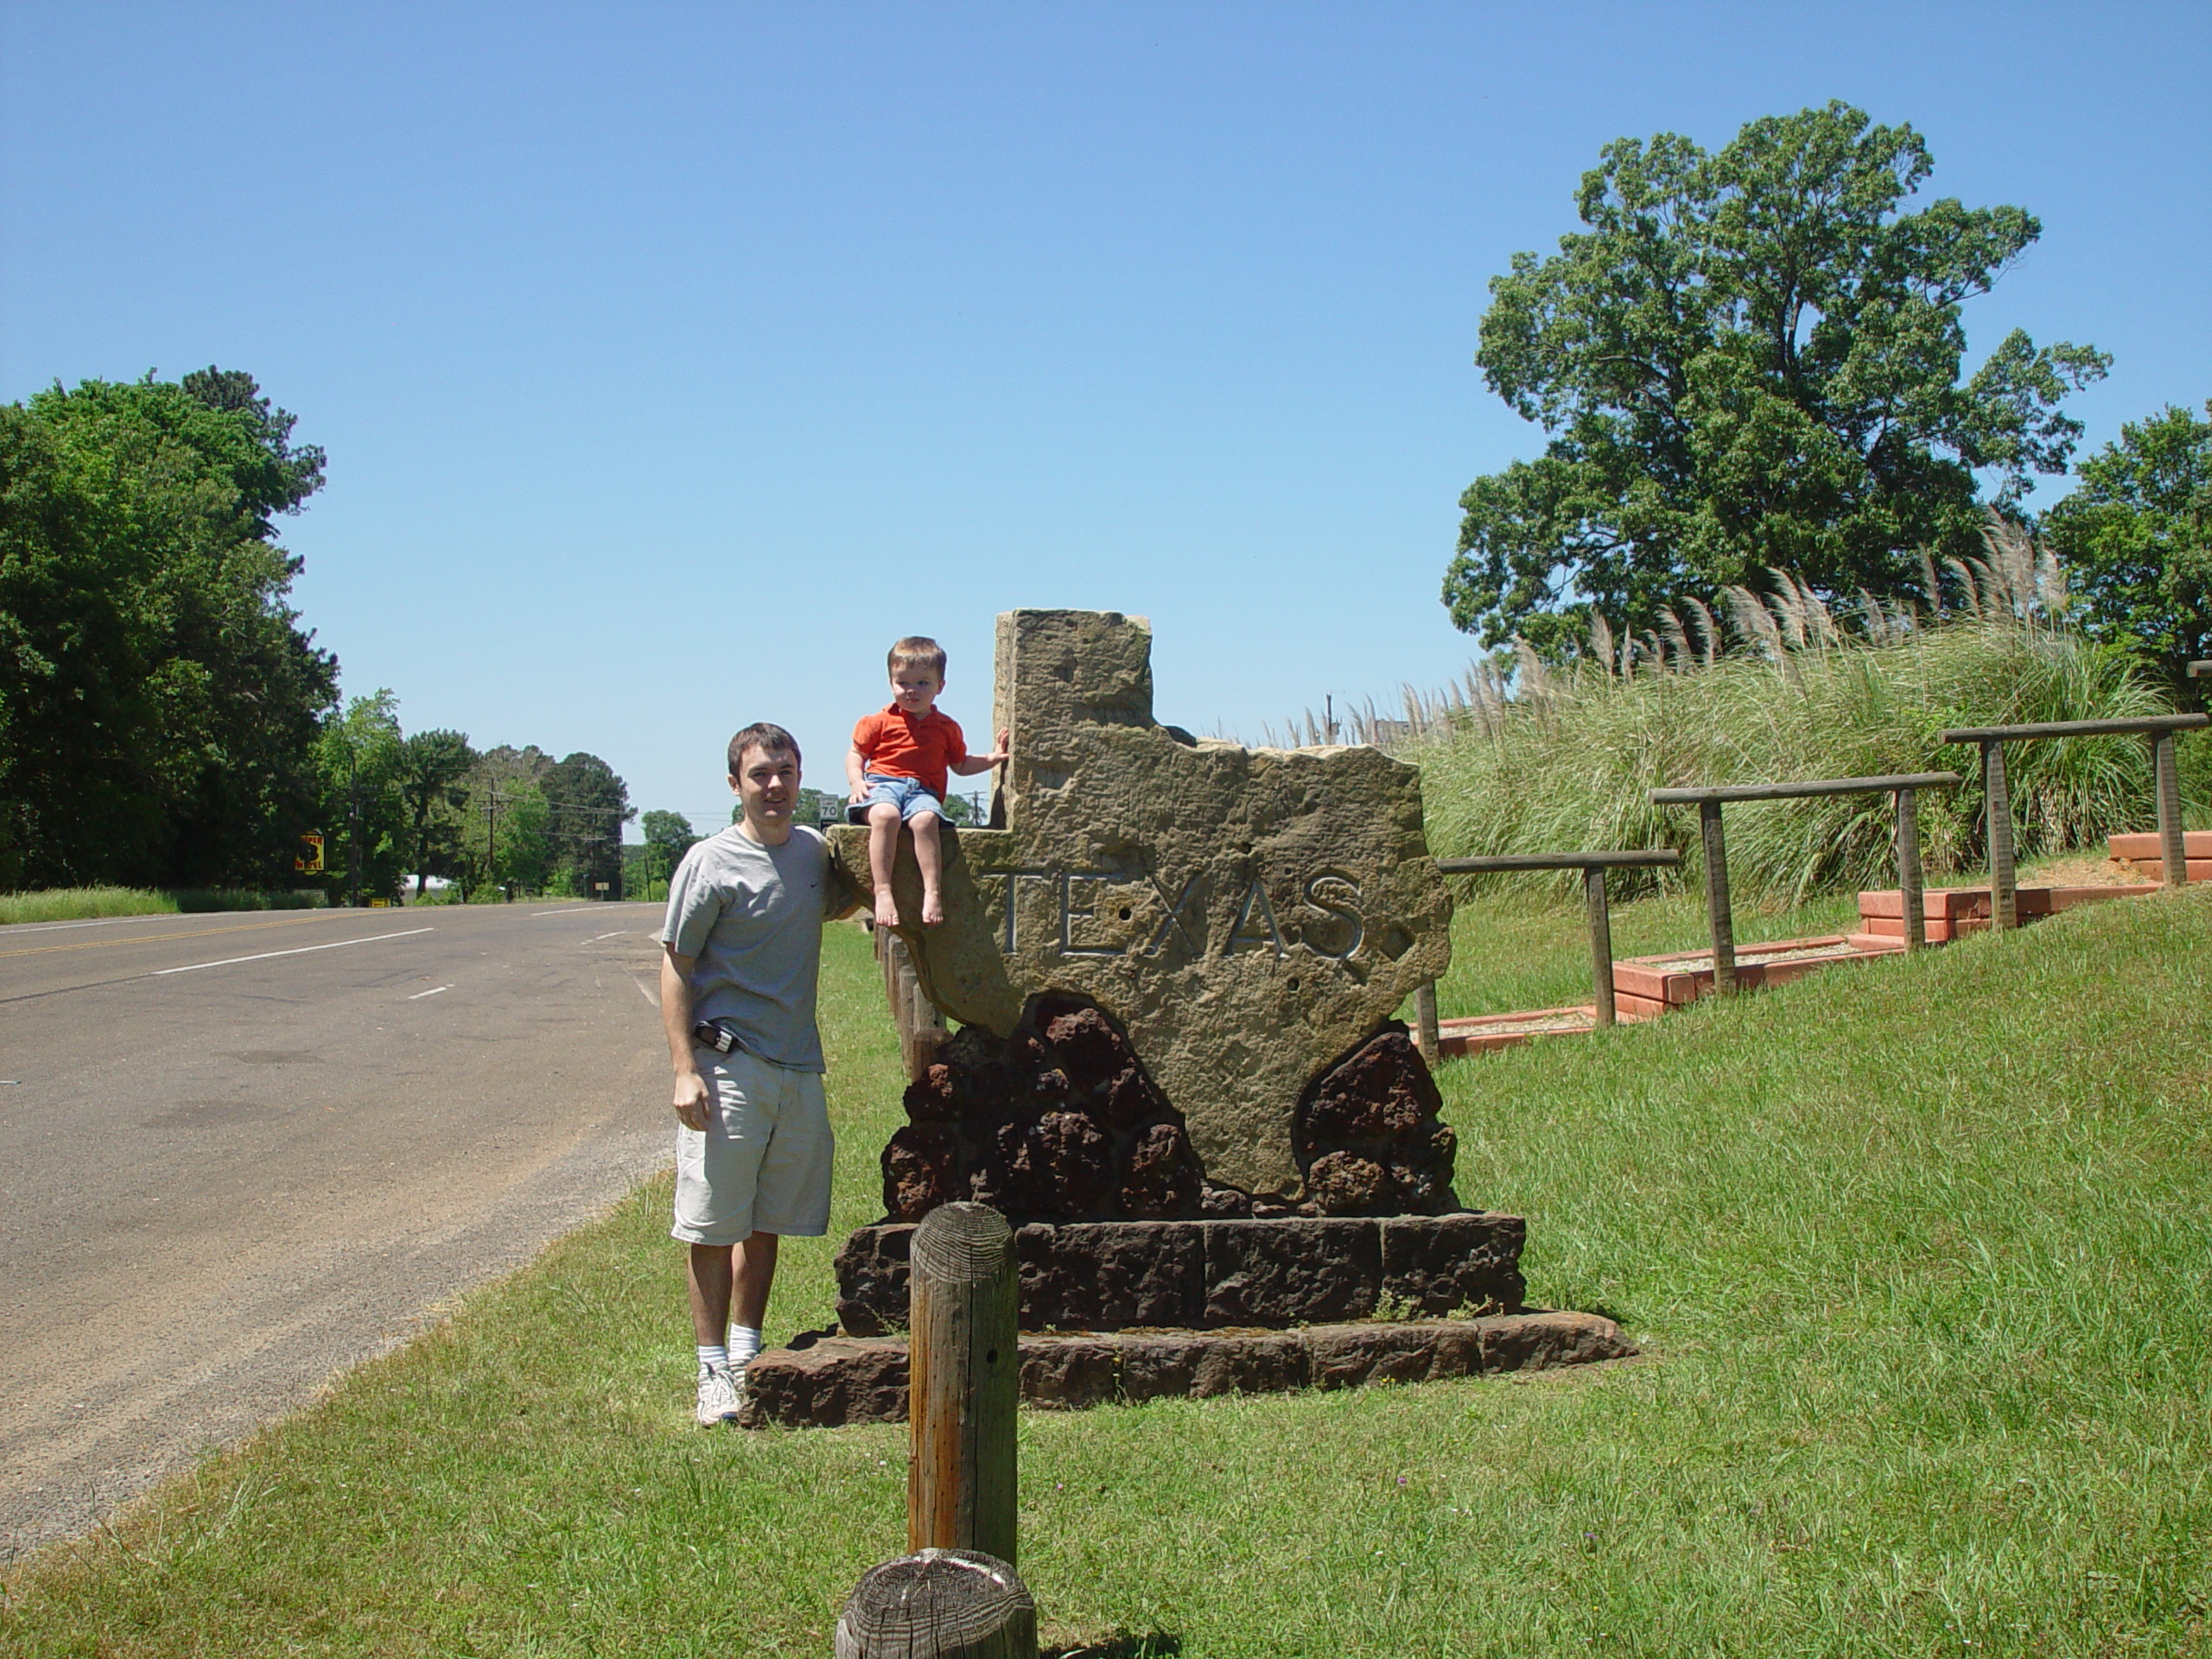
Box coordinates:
[321,691,634,901]
[0,367,632,898]
[1446,100,2208,690]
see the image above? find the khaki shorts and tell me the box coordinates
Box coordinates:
[671,1046,833,1246]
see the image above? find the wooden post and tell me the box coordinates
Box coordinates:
[836,1548,1036,1659]
[1413,982,1441,1058]
[1698,798,1737,994]
[880,929,946,1082]
[908,1204,1019,1568]
[2153,730,2188,888]
[1894,786,1925,951]
[1982,741,2017,931]
[1583,864,1617,1027]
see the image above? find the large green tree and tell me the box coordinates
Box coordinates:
[395,728,478,896]
[0,369,336,888]
[1444,102,2108,657]
[543,751,634,898]
[2041,400,2210,688]
[639,808,699,874]
[315,690,407,902]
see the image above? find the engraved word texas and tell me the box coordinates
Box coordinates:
[979,866,1373,962]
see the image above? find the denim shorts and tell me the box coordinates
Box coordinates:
[850,772,945,823]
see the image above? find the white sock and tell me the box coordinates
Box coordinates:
[728,1325,762,1370]
[696,1343,729,1376]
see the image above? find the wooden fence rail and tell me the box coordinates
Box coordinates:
[1647,772,1964,995]
[1936,714,2209,930]
[1433,852,1681,1028]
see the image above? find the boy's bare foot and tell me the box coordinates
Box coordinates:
[920,891,945,927]
[874,890,900,929]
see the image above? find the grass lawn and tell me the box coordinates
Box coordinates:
[4,890,2208,1656]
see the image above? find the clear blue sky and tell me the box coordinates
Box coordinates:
[5,3,2207,836]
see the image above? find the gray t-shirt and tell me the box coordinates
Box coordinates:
[658,823,837,1071]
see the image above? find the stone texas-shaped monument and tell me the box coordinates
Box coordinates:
[828,608,1453,1201]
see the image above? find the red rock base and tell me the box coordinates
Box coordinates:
[738,1309,1635,1428]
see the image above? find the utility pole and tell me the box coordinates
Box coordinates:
[347,748,362,908]
[486,786,500,902]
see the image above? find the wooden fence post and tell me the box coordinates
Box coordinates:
[1894,786,1925,951]
[836,1548,1036,1659]
[878,926,948,1082]
[908,1203,1020,1568]
[1583,864,1618,1027]
[2153,730,2188,888]
[1413,982,1441,1058]
[1981,741,2017,931]
[1698,799,1737,994]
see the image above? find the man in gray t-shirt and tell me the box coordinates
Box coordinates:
[657,721,857,1427]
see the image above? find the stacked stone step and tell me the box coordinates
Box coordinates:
[1852,883,2158,946]
[2108,830,2212,885]
[742,1209,1637,1428]
[834,1211,1528,1337]
[1609,935,1902,1019]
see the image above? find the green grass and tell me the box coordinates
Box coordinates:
[0,887,327,925]
[6,897,2209,1656]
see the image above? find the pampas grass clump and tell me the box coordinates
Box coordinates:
[1398,529,2193,906]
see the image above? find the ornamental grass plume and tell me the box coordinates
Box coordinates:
[1398,537,2192,907]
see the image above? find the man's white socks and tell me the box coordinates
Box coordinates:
[728,1325,763,1374]
[696,1343,730,1376]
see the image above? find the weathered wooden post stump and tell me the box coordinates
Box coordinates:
[908,1202,1019,1567]
[835,1548,1036,1659]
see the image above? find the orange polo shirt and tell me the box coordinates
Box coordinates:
[851,703,969,799]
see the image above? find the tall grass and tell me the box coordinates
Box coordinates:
[1265,527,2202,905]
[1403,619,2189,906]
[0,887,327,925]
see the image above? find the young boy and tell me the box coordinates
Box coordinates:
[846,636,1008,928]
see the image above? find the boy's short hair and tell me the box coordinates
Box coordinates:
[888,636,947,678]
[728,723,801,775]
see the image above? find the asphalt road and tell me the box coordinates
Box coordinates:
[0,900,674,1560]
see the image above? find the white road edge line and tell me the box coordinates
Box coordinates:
[6,914,168,935]
[531,906,594,917]
[585,931,627,943]
[409,984,453,999]
[155,928,434,976]
[633,978,658,1006]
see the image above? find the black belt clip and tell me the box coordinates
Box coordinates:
[692,1020,742,1055]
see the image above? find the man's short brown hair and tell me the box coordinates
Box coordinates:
[888,636,947,677]
[728,723,800,775]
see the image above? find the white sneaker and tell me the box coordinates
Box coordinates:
[695,1364,743,1427]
